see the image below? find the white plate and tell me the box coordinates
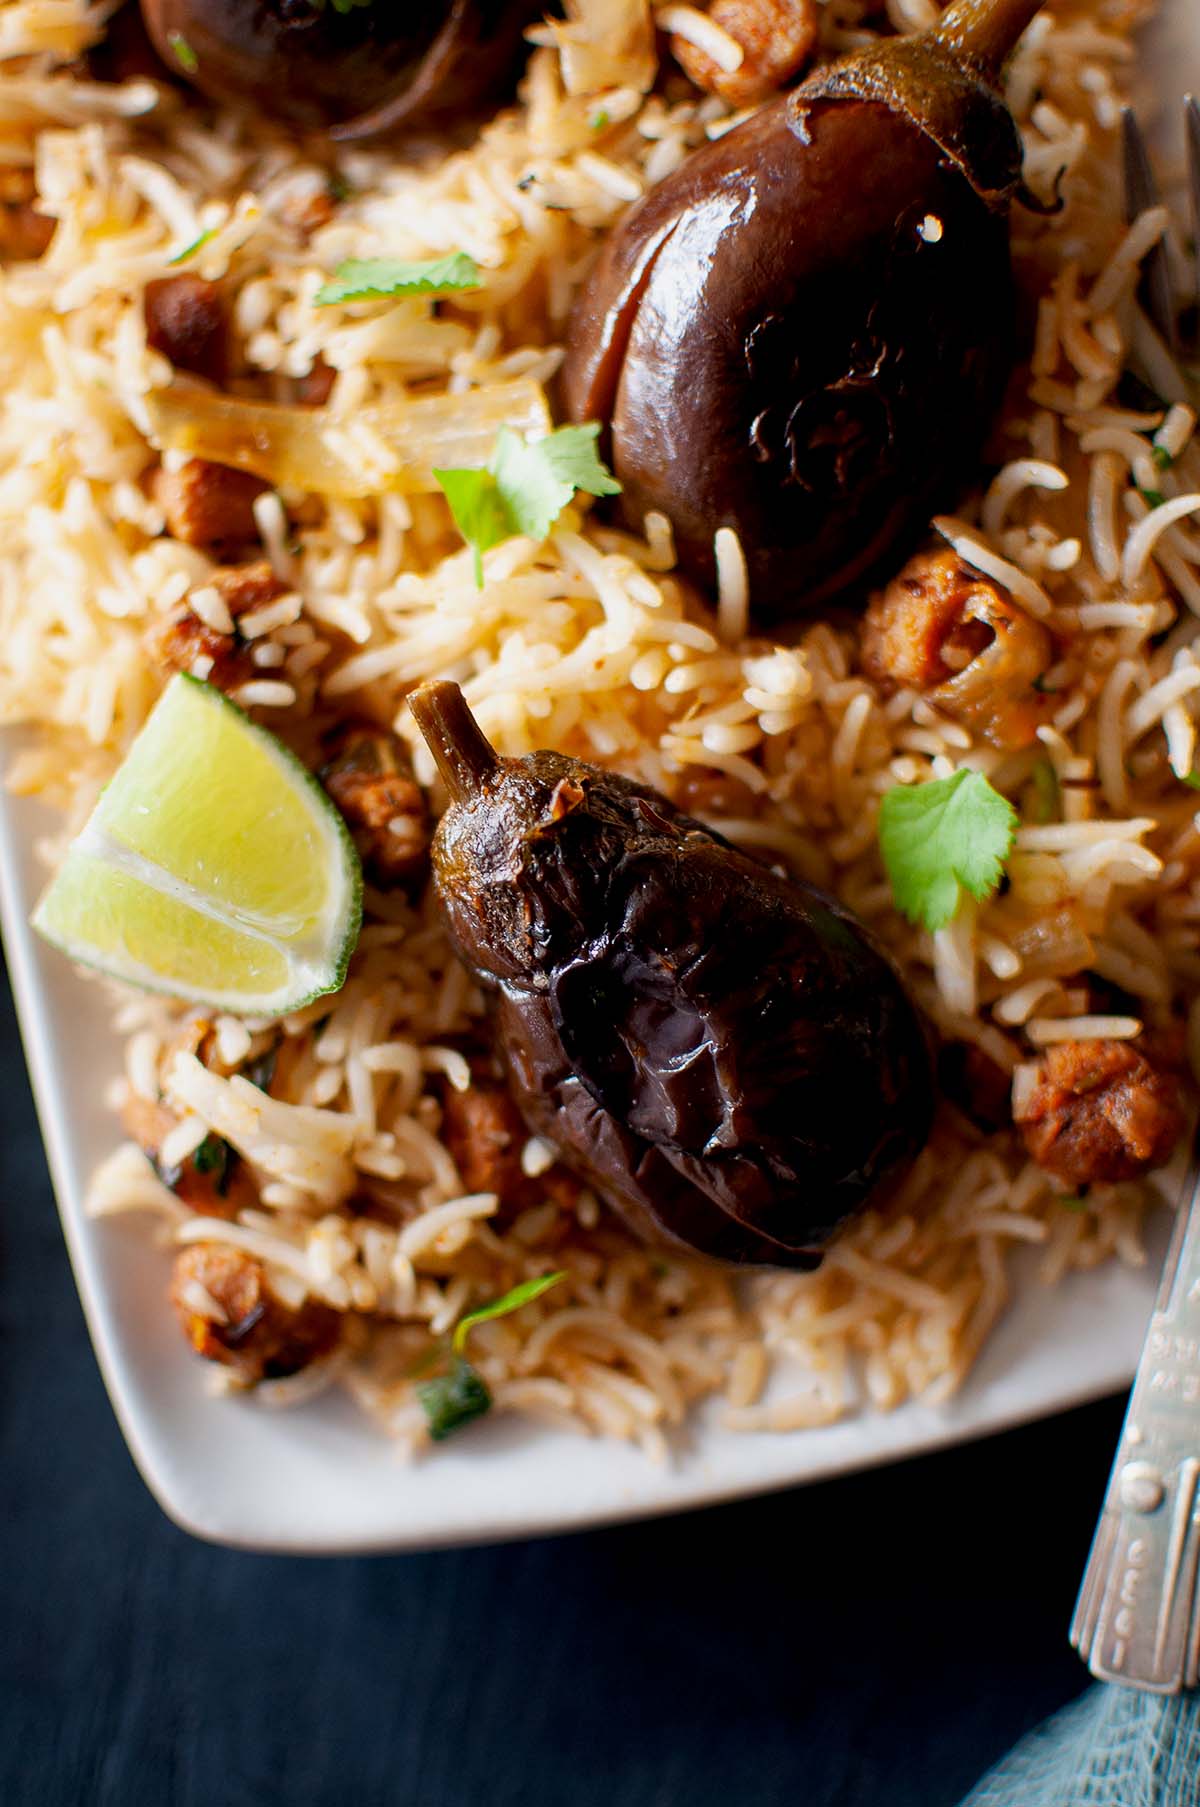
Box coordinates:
[3,6,1193,1552]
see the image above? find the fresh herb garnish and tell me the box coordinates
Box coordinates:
[878,769,1018,933]
[415,1272,566,1441]
[417,1358,493,1441]
[1031,757,1060,825]
[1032,671,1058,695]
[1152,444,1174,471]
[169,227,217,266]
[435,423,621,586]
[192,1133,234,1197]
[167,30,198,72]
[312,0,374,10]
[1060,1189,1091,1211]
[327,172,352,204]
[590,108,610,131]
[451,1272,565,1355]
[1138,487,1167,510]
[192,1133,226,1176]
[1182,769,1200,791]
[313,252,480,307]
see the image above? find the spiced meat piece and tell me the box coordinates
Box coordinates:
[1014,1038,1184,1187]
[144,559,286,690]
[294,355,336,408]
[170,1243,341,1384]
[320,725,430,889]
[440,1065,580,1218]
[144,273,228,383]
[861,547,1052,749]
[154,458,268,553]
[0,169,54,262]
[671,0,818,109]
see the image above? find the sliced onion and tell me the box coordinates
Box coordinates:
[1007,905,1095,980]
[145,379,552,500]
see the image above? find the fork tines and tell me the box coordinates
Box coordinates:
[1121,100,1200,362]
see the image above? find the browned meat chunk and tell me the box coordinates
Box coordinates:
[144,559,286,690]
[442,1071,532,1203]
[1014,1039,1184,1187]
[321,726,430,888]
[861,548,1052,749]
[144,273,228,383]
[122,1080,257,1221]
[0,170,54,263]
[154,458,267,553]
[209,559,288,616]
[671,0,818,108]
[441,1067,579,1217]
[170,1244,341,1384]
[294,354,336,408]
[278,183,337,240]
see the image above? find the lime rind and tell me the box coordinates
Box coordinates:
[31,675,363,1018]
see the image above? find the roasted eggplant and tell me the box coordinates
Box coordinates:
[138,0,545,139]
[562,0,1045,623]
[409,681,935,1268]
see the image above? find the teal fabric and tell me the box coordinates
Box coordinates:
[962,1686,1200,1806]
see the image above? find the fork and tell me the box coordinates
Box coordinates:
[1069,103,1200,1696]
[1119,99,1200,368]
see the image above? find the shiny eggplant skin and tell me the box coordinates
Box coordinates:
[410,682,935,1270]
[561,0,1042,624]
[138,0,544,139]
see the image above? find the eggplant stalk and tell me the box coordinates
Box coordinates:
[408,682,500,803]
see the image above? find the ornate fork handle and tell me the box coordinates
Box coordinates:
[1071,1145,1200,1693]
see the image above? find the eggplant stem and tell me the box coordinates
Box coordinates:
[408,681,499,802]
[931,0,1046,78]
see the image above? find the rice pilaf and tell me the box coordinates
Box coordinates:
[1,0,1196,1455]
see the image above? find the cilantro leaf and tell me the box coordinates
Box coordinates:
[878,770,1018,933]
[313,253,480,307]
[435,423,620,586]
[416,1357,492,1441]
[1152,444,1174,471]
[452,1271,565,1357]
[1182,770,1200,791]
[169,227,217,266]
[167,30,198,72]
[494,423,621,540]
[434,466,514,587]
[191,1133,227,1177]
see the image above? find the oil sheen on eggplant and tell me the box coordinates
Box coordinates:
[410,682,935,1269]
[138,0,545,139]
[561,0,1046,624]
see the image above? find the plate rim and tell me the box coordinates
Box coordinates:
[8,0,1196,1551]
[0,768,1159,1554]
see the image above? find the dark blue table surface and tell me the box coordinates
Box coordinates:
[1,962,1125,1807]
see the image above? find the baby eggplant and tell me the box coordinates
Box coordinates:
[409,682,935,1269]
[562,0,1045,624]
[138,0,544,139]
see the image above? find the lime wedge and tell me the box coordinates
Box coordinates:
[32,675,362,1017]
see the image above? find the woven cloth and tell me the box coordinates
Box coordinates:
[962,1685,1200,1806]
